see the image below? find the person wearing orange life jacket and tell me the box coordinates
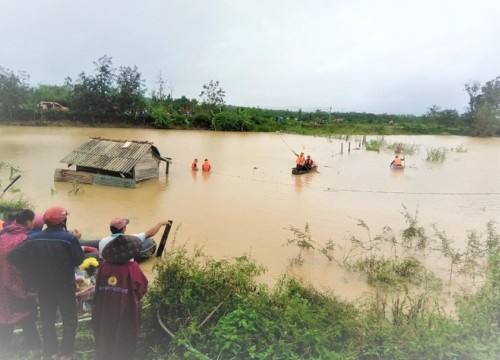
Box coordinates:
[390,155,404,167]
[295,152,306,171]
[202,159,211,172]
[191,158,199,171]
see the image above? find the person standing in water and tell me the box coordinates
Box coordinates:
[202,159,211,172]
[191,158,199,171]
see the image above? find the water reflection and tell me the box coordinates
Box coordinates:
[201,171,210,182]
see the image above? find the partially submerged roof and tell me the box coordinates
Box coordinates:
[59,137,160,173]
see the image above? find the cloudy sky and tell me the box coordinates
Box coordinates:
[2,0,499,115]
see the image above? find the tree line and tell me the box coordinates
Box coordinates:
[0,55,498,136]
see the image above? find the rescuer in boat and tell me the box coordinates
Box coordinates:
[390,155,405,167]
[295,152,306,171]
[304,155,318,171]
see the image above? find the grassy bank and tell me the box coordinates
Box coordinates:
[0,115,470,137]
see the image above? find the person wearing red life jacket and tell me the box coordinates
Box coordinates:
[304,155,318,171]
[191,158,198,171]
[202,159,211,172]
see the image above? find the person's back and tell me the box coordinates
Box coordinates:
[92,260,148,360]
[7,206,84,360]
[0,209,41,350]
[10,224,84,291]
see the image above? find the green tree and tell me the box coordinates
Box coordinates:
[115,65,146,123]
[199,80,225,113]
[172,95,197,116]
[211,108,253,131]
[481,76,500,108]
[151,71,167,104]
[0,66,30,121]
[31,84,71,106]
[68,55,116,123]
[465,76,500,136]
[424,105,461,127]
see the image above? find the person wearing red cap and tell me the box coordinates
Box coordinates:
[98,217,170,254]
[8,206,84,360]
[0,209,41,351]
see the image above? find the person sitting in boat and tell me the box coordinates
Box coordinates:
[390,155,404,167]
[98,217,171,260]
[295,152,306,171]
[304,155,318,171]
[191,158,199,171]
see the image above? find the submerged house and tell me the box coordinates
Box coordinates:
[54,137,171,188]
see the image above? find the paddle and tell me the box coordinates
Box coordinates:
[278,133,299,156]
[156,220,173,257]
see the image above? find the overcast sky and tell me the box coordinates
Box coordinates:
[2,0,499,115]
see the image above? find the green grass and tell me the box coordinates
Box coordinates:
[426,147,448,161]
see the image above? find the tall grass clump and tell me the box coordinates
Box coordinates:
[451,144,468,153]
[386,141,420,155]
[364,137,387,152]
[426,147,448,161]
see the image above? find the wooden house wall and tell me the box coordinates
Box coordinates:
[134,151,160,181]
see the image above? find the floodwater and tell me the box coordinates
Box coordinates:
[1,126,499,301]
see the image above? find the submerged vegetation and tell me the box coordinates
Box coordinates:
[141,213,499,360]
[426,147,449,162]
[364,137,420,154]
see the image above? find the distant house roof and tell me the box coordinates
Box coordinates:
[59,137,159,173]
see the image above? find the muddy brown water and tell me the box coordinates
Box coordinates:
[1,126,499,301]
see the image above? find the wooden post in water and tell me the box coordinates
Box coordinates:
[340,143,344,154]
[348,142,351,152]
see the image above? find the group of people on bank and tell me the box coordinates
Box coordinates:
[191,158,211,172]
[0,206,170,360]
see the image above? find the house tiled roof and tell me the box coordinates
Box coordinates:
[59,137,154,173]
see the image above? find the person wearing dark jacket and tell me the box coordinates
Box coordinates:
[8,206,84,360]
